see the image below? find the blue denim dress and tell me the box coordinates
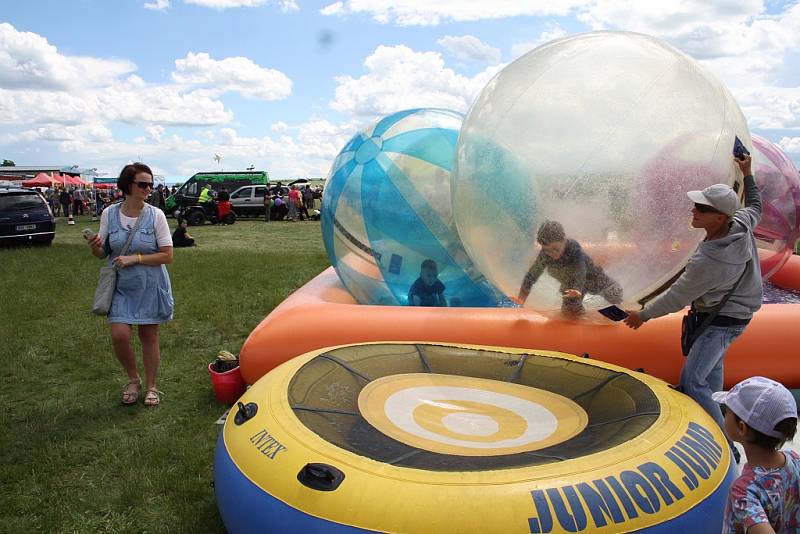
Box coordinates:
[106,204,174,324]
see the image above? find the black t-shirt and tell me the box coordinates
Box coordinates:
[172,226,193,246]
[408,278,446,306]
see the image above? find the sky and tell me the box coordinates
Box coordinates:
[1,0,799,182]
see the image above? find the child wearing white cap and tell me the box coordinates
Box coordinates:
[713,377,799,533]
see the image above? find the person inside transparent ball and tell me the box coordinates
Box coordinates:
[408,259,447,307]
[512,220,623,318]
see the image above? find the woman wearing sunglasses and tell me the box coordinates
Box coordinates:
[86,162,174,406]
[624,154,762,459]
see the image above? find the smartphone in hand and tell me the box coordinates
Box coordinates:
[598,305,629,321]
[733,136,750,160]
[82,228,96,241]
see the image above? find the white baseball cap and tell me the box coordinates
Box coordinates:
[712,376,798,438]
[687,184,740,217]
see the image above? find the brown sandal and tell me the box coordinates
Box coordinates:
[143,388,163,407]
[122,379,141,405]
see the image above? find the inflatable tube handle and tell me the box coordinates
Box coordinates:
[234,402,258,425]
[297,463,345,491]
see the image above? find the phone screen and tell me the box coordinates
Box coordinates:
[598,305,629,321]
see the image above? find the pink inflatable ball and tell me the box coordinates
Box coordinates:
[631,133,746,302]
[751,134,800,279]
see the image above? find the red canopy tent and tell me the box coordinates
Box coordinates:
[22,172,58,187]
[63,173,87,186]
[49,173,68,186]
[93,183,115,189]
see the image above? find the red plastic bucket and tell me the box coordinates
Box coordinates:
[208,362,247,404]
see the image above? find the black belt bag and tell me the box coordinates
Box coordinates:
[680,261,749,356]
[680,310,703,356]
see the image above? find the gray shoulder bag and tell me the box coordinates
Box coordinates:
[92,210,143,315]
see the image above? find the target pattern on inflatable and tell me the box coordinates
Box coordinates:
[288,343,660,470]
[358,373,588,456]
[322,108,498,307]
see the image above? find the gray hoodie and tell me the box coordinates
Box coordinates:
[640,175,762,322]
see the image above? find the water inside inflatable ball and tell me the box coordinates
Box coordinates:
[322,108,499,306]
[751,134,800,279]
[453,31,751,312]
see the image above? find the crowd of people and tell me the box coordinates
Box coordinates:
[42,183,181,219]
[263,182,322,222]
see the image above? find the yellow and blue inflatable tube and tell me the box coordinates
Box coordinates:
[215,342,735,533]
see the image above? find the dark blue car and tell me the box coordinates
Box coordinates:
[0,186,56,246]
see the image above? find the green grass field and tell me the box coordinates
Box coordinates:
[0,215,329,532]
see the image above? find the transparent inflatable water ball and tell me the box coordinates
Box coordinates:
[752,134,800,278]
[322,108,498,306]
[453,31,750,314]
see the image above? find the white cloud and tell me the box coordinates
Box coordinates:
[184,0,298,11]
[569,2,800,134]
[0,23,233,128]
[0,79,234,127]
[172,52,292,101]
[577,1,800,65]
[0,22,136,90]
[271,121,288,131]
[220,127,239,145]
[145,119,359,177]
[2,117,361,179]
[144,0,170,11]
[7,122,113,144]
[734,86,800,131]
[145,125,165,142]
[319,0,580,25]
[438,35,501,64]
[779,137,800,154]
[330,45,502,117]
[320,1,343,15]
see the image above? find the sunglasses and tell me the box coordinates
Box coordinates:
[133,181,154,190]
[694,203,721,214]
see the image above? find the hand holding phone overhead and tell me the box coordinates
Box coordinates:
[733,136,750,161]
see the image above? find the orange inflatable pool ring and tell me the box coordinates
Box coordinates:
[771,254,800,291]
[240,267,800,388]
